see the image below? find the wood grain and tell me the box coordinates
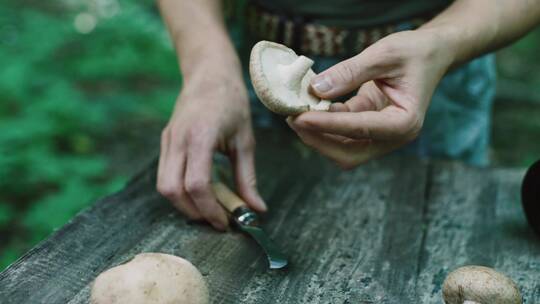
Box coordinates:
[0,130,538,304]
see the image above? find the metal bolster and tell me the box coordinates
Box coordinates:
[232,206,259,226]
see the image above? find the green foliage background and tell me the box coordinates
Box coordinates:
[0,0,179,269]
[0,0,539,271]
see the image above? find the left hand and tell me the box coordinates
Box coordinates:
[287,29,454,169]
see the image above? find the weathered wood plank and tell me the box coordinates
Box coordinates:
[0,163,171,303]
[415,162,540,303]
[0,130,431,304]
[1,129,537,304]
[225,155,430,304]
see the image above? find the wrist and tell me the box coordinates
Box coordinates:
[179,57,247,105]
[419,15,499,68]
[181,47,243,84]
[178,29,241,74]
[413,26,460,71]
[182,57,244,91]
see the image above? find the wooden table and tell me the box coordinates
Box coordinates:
[1,130,538,304]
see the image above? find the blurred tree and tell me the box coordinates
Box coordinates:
[0,0,180,269]
[497,28,540,103]
[494,28,540,167]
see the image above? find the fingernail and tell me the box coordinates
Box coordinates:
[311,75,332,93]
[285,117,296,128]
[213,221,228,231]
[329,103,347,112]
[256,195,268,212]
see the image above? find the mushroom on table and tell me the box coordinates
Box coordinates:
[91,253,209,304]
[442,266,522,304]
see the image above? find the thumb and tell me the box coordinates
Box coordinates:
[310,51,384,100]
[232,143,267,213]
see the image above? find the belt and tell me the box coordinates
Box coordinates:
[241,1,433,58]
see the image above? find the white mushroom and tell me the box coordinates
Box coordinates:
[91,253,209,304]
[442,266,522,304]
[249,40,331,115]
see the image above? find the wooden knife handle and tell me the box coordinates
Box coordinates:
[212,182,246,213]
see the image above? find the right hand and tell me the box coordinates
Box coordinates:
[157,62,267,231]
[287,29,452,169]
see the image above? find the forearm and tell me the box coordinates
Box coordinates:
[157,0,242,80]
[421,0,540,67]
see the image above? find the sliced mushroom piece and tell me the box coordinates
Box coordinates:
[442,266,522,304]
[249,40,331,115]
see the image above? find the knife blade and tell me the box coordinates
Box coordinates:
[212,182,288,269]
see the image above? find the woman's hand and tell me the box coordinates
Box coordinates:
[157,60,267,231]
[287,29,454,169]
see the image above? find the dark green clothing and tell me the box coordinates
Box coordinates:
[255,0,452,27]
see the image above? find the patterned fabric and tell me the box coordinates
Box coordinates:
[414,55,496,166]
[225,0,451,28]
[244,1,430,58]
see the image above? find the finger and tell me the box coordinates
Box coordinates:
[160,154,202,219]
[290,107,421,141]
[328,87,377,113]
[310,46,388,100]
[287,116,352,142]
[185,142,229,231]
[157,131,202,220]
[232,138,268,213]
[343,83,389,112]
[329,102,349,112]
[288,121,377,169]
[342,95,381,113]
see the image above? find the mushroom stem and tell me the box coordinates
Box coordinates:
[278,55,314,90]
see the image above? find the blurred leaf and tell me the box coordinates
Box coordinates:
[0,202,15,228]
[0,246,25,271]
[22,176,126,244]
[0,0,172,271]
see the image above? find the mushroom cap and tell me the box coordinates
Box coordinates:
[442,266,522,304]
[91,253,209,304]
[249,40,330,116]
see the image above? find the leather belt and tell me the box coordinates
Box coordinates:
[241,1,433,58]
